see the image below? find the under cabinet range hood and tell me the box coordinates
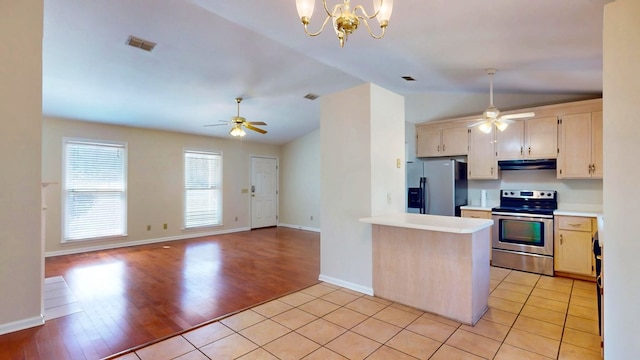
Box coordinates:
[498,159,557,171]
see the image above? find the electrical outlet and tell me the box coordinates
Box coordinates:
[397,158,401,168]
[146,225,151,231]
[163,223,167,230]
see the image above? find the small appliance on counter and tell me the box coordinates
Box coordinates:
[491,189,558,276]
[406,159,467,216]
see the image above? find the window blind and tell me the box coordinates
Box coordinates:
[64,140,127,241]
[184,150,222,228]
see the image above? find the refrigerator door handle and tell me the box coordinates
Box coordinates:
[419,177,426,214]
[424,177,431,214]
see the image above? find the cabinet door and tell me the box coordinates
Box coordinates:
[591,111,603,178]
[495,120,525,160]
[468,127,498,179]
[416,126,442,157]
[555,230,594,275]
[526,116,558,159]
[441,127,469,156]
[558,113,592,178]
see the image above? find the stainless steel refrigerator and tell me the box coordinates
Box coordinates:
[406,159,468,216]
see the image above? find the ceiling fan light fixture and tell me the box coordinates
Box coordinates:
[296,0,393,48]
[478,122,493,134]
[229,124,246,137]
[495,120,509,132]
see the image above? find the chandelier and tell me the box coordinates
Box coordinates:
[295,0,394,48]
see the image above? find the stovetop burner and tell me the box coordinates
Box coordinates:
[492,189,558,215]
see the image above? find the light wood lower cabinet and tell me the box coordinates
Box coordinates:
[554,215,596,278]
[462,209,493,260]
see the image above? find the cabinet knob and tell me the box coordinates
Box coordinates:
[442,144,446,152]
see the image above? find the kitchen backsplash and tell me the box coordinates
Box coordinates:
[467,169,603,206]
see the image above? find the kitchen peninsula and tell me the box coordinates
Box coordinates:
[360,213,493,325]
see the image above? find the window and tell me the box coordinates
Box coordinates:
[184,150,222,228]
[63,139,127,241]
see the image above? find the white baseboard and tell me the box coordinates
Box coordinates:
[45,227,251,257]
[278,223,320,233]
[0,314,44,336]
[318,274,374,296]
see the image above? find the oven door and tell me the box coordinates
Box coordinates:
[492,213,554,256]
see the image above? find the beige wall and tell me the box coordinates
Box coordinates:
[603,0,640,356]
[280,129,321,231]
[42,117,280,255]
[320,83,404,293]
[0,1,44,334]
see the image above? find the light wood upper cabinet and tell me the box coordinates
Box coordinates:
[416,125,468,157]
[468,126,498,179]
[557,111,603,179]
[554,216,596,277]
[496,116,558,160]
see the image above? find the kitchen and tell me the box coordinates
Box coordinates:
[402,98,604,348]
[406,98,602,278]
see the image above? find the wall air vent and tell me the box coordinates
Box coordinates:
[126,36,156,52]
[401,76,416,81]
[303,93,319,100]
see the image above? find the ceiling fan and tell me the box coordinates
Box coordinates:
[205,97,268,137]
[469,68,535,134]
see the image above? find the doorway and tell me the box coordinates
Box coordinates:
[250,156,278,229]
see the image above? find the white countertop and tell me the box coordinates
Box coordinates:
[554,203,603,217]
[460,205,493,211]
[461,203,604,218]
[360,213,493,234]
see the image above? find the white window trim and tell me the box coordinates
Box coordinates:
[62,137,128,242]
[183,148,223,230]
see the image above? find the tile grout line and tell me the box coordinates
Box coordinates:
[129,270,600,360]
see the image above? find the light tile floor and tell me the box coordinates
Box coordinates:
[113,267,601,360]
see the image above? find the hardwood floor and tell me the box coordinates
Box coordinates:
[0,227,320,360]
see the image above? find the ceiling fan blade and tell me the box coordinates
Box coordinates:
[500,112,535,120]
[244,123,267,134]
[246,121,267,126]
[468,119,486,128]
[203,120,230,127]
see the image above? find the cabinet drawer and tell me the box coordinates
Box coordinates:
[557,216,592,232]
[461,210,491,219]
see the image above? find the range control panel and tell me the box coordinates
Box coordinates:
[500,190,557,200]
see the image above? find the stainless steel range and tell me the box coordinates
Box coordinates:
[491,190,558,276]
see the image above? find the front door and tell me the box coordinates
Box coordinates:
[250,156,278,229]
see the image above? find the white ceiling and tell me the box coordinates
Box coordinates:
[42,0,607,145]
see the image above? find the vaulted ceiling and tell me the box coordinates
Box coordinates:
[43,0,607,144]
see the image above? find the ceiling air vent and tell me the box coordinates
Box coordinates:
[303,93,319,100]
[401,76,416,81]
[126,36,156,52]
